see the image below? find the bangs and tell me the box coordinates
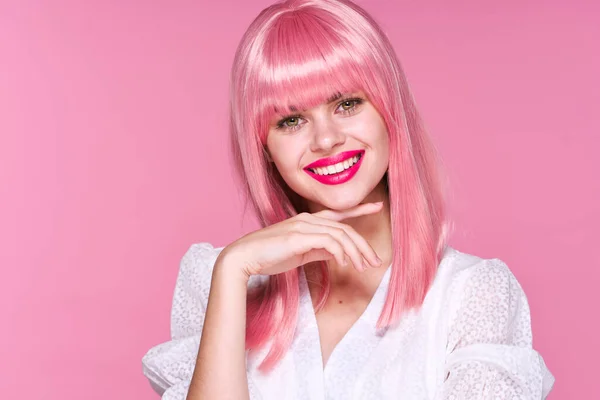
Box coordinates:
[248,9,377,141]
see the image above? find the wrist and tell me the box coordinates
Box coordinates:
[213,249,252,285]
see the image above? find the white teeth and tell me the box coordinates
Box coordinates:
[310,154,362,176]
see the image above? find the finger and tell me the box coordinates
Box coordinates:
[300,212,383,268]
[289,221,365,272]
[362,255,380,269]
[288,232,347,269]
[313,201,383,223]
[299,248,334,265]
[307,215,381,268]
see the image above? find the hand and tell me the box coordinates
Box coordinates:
[218,202,385,278]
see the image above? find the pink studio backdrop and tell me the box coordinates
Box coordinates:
[1,0,598,399]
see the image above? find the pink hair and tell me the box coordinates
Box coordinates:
[229,0,451,372]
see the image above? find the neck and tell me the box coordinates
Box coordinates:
[305,180,393,286]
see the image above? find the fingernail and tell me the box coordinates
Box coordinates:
[374,201,383,206]
[376,256,383,265]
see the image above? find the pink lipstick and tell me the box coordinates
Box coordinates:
[304,150,365,185]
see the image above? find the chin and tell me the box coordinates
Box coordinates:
[306,188,373,212]
[327,196,367,210]
[289,173,385,213]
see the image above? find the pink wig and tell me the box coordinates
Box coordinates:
[229,0,451,372]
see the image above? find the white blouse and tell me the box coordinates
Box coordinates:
[142,242,555,399]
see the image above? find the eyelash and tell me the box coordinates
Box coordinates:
[275,97,364,132]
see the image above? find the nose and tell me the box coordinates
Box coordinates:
[309,117,346,153]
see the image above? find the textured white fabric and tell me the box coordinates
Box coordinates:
[142,242,555,399]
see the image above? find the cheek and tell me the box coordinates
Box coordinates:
[272,155,308,196]
[370,112,390,149]
[361,115,390,169]
[373,112,389,139]
[379,127,390,152]
[268,142,303,179]
[273,157,296,178]
[354,113,389,147]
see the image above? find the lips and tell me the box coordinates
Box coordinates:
[303,150,365,186]
[304,150,364,170]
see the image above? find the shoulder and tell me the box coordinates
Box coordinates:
[175,243,224,301]
[440,247,532,347]
[179,242,223,277]
[169,243,225,339]
[170,242,267,339]
[176,242,267,299]
[441,246,522,298]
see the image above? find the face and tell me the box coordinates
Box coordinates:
[266,90,390,211]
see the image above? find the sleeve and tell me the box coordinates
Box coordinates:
[141,242,220,399]
[436,259,555,399]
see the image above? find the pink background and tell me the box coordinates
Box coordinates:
[1,0,598,398]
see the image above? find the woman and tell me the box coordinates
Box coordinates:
[142,0,555,398]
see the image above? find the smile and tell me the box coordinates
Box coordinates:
[304,150,365,185]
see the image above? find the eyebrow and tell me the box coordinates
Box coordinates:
[326,91,343,104]
[284,91,344,113]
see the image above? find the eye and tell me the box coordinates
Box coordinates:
[283,117,300,127]
[340,100,356,110]
[273,97,363,132]
[276,115,304,132]
[337,98,363,114]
